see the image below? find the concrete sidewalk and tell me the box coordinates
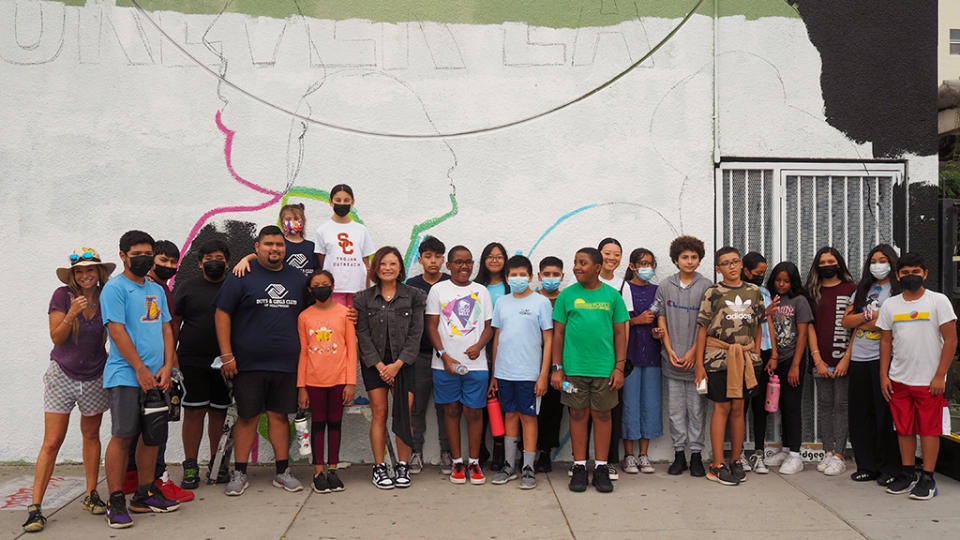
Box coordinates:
[2,462,957,539]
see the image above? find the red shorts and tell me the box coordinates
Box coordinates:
[888,380,947,437]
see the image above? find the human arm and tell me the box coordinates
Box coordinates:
[463,320,494,360]
[426,314,457,375]
[550,321,566,390]
[765,317,778,372]
[833,338,852,378]
[630,310,655,326]
[297,317,310,409]
[156,321,175,391]
[693,325,707,385]
[106,322,157,391]
[214,309,237,378]
[609,321,626,390]
[788,322,809,387]
[344,314,358,404]
[879,329,893,400]
[488,328,501,394]
[807,323,830,378]
[353,293,384,370]
[841,301,879,331]
[536,328,553,397]
[931,320,958,396]
[48,292,88,346]
[230,253,256,278]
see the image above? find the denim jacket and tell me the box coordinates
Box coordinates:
[353,283,426,368]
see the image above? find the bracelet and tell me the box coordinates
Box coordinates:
[811,350,820,354]
[221,352,234,358]
[221,358,235,365]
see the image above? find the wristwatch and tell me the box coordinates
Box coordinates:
[551,364,564,372]
[436,349,446,358]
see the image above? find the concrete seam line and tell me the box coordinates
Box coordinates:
[280,488,314,539]
[777,474,870,539]
[546,471,577,539]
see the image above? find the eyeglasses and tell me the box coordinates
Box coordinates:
[69,251,99,264]
[717,259,741,268]
[451,259,474,267]
[486,256,504,262]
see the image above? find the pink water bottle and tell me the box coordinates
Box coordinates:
[765,373,781,413]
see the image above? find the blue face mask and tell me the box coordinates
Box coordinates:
[635,267,655,281]
[508,277,530,293]
[541,277,562,292]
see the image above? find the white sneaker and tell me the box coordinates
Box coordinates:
[621,455,639,474]
[779,454,804,475]
[638,455,655,474]
[817,453,835,472]
[749,452,769,474]
[739,451,752,472]
[823,455,847,476]
[764,450,789,467]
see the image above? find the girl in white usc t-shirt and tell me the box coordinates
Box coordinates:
[314,184,375,307]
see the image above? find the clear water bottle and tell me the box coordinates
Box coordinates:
[562,381,579,394]
[454,362,470,375]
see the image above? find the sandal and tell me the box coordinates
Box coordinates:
[850,470,878,482]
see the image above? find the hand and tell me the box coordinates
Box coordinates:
[346,306,358,324]
[136,366,158,392]
[668,350,683,368]
[608,368,624,390]
[534,375,548,397]
[342,384,356,405]
[880,375,893,401]
[488,378,499,395]
[550,370,565,391]
[766,295,781,317]
[221,357,238,379]
[298,387,310,410]
[788,365,800,387]
[651,327,664,340]
[67,294,88,317]
[765,356,778,373]
[442,354,459,375]
[681,350,696,370]
[814,361,831,379]
[376,362,393,385]
[463,344,482,360]
[157,365,172,392]
[231,258,251,277]
[930,376,946,396]
[633,311,655,325]
[694,365,707,386]
[833,357,850,378]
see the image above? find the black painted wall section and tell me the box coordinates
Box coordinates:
[172,220,258,294]
[788,0,937,158]
[910,183,941,289]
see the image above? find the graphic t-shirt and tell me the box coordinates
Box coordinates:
[876,290,957,386]
[425,280,493,371]
[492,293,553,381]
[173,276,223,365]
[770,293,813,365]
[849,282,891,362]
[101,275,171,388]
[314,220,375,294]
[696,282,766,372]
[48,286,107,381]
[599,273,634,312]
[811,282,856,367]
[297,303,358,388]
[213,260,308,373]
[553,282,629,378]
[626,282,661,368]
[285,238,317,276]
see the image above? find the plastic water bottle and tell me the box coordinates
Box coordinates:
[487,393,505,437]
[294,410,312,457]
[562,381,579,394]
[765,373,781,413]
[454,362,470,375]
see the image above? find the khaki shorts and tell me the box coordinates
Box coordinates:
[559,376,619,412]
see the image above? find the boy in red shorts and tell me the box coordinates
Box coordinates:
[878,252,957,500]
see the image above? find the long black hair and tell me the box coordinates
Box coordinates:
[475,242,509,292]
[624,248,656,282]
[851,244,901,312]
[766,261,805,299]
[804,246,854,307]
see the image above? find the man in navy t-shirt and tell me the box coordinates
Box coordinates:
[214,226,308,496]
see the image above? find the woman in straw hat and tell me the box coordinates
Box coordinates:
[23,248,115,533]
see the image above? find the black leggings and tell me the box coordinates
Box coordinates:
[746,352,805,452]
[848,360,901,475]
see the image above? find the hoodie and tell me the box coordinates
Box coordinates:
[654,271,713,381]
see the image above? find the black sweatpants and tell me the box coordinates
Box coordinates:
[537,385,563,451]
[848,360,901,476]
[745,357,771,451]
[774,357,805,452]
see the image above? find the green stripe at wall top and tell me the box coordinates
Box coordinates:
[56,1,799,25]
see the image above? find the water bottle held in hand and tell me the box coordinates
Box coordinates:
[765,373,781,413]
[294,409,312,456]
[454,362,470,375]
[487,392,505,437]
[562,381,579,394]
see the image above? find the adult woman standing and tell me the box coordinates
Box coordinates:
[24,248,115,532]
[354,247,426,489]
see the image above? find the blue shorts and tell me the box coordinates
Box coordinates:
[497,379,537,416]
[621,366,663,440]
[433,369,488,409]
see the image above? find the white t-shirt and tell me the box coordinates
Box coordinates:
[425,280,493,371]
[313,220,375,294]
[599,273,634,313]
[876,290,956,386]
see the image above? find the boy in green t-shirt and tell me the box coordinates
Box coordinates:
[551,248,628,493]
[694,247,766,487]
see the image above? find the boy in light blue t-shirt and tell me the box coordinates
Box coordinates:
[489,256,553,489]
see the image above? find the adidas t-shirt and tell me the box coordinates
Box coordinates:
[876,290,956,386]
[696,282,766,372]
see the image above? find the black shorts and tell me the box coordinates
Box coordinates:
[361,361,413,392]
[706,367,764,403]
[181,364,231,410]
[233,371,297,419]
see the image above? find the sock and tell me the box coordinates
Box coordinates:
[574,460,586,467]
[595,460,607,469]
[453,457,463,464]
[235,462,248,474]
[468,457,479,465]
[790,451,800,457]
[523,451,536,470]
[137,483,152,496]
[504,436,518,469]
[921,470,934,480]
[276,459,289,475]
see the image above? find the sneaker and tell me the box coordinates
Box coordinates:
[105,492,133,529]
[706,463,739,486]
[158,477,195,502]
[908,473,937,500]
[207,464,230,485]
[817,453,835,472]
[886,471,918,495]
[621,455,640,474]
[224,470,249,496]
[520,466,537,490]
[638,454,655,474]
[312,473,330,494]
[372,464,395,489]
[824,456,847,476]
[850,470,879,482]
[749,451,769,474]
[568,463,576,477]
[605,463,619,481]
[779,454,804,475]
[394,463,411,488]
[877,472,897,487]
[730,460,747,483]
[181,459,200,490]
[326,469,345,492]
[81,489,107,515]
[668,451,688,475]
[689,452,706,477]
[739,451,751,471]
[534,450,553,473]
[764,450,789,467]
[450,462,466,484]
[122,469,139,494]
[129,484,181,513]
[592,464,614,493]
[273,467,303,492]
[468,462,486,485]
[409,452,424,475]
[23,504,46,533]
[569,464,588,492]
[491,465,518,485]
[440,451,453,475]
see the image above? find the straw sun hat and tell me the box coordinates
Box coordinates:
[56,247,116,285]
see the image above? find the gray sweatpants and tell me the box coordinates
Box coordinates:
[815,375,849,454]
[666,377,706,452]
[412,350,449,454]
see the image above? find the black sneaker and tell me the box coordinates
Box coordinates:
[908,472,937,500]
[730,460,747,483]
[876,472,896,487]
[885,471,918,495]
[326,469,345,492]
[689,452,706,477]
[312,473,330,494]
[181,459,200,490]
[668,451,688,475]
[592,464,614,493]
[23,504,46,533]
[569,464,588,492]
[372,463,394,490]
[534,450,553,473]
[706,463,739,486]
[394,463,411,488]
[129,483,180,513]
[105,491,133,529]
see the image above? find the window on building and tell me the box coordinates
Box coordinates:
[952,29,960,55]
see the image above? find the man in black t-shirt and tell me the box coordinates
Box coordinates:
[174,240,231,490]
[214,226,308,496]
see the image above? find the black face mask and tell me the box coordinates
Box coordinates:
[746,275,765,286]
[333,204,351,217]
[311,286,333,302]
[203,260,226,280]
[128,255,154,277]
[817,265,840,279]
[153,265,177,281]
[900,274,924,291]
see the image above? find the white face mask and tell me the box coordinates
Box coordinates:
[869,262,890,280]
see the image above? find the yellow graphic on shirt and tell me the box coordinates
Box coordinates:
[141,296,161,322]
[308,325,338,354]
[573,298,611,311]
[892,311,930,324]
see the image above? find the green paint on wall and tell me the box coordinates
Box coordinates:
[54,1,798,25]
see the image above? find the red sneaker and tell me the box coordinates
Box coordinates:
[122,470,139,494]
[449,462,466,484]
[468,463,485,485]
[157,479,195,502]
